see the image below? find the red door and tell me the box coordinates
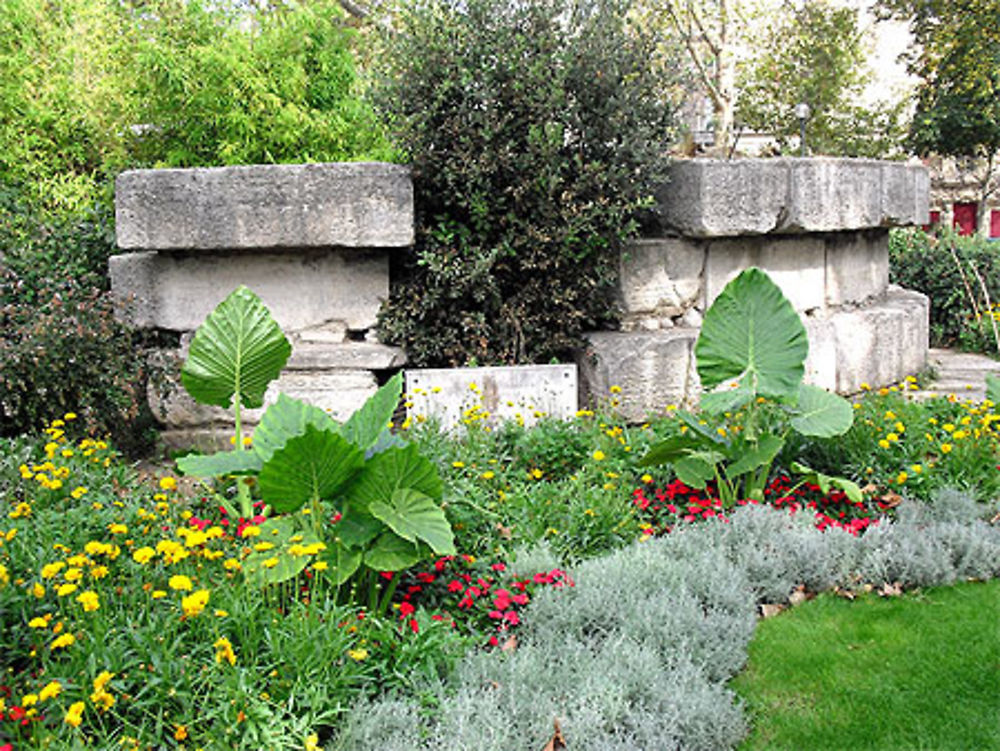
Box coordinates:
[953,202,978,236]
[923,210,941,232]
[990,209,1000,239]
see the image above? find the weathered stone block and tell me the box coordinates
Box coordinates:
[656,158,929,237]
[619,238,704,318]
[823,230,889,307]
[703,234,827,312]
[110,249,387,332]
[580,329,698,421]
[802,314,838,392]
[405,365,577,430]
[116,162,413,251]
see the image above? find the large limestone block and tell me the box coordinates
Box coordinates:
[657,158,929,237]
[823,230,890,307]
[117,162,413,251]
[703,234,827,312]
[405,365,577,430]
[110,249,387,332]
[802,314,838,392]
[580,329,699,421]
[619,238,704,318]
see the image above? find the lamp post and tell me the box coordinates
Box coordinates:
[795,102,811,157]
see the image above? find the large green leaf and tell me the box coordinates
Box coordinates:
[334,501,383,549]
[343,443,443,511]
[341,373,403,451]
[639,435,704,467]
[181,286,291,409]
[362,531,422,571]
[791,462,863,504]
[695,268,808,405]
[258,426,365,513]
[176,450,262,478]
[986,373,1000,403]
[674,454,719,490]
[725,435,784,478]
[241,517,317,587]
[789,384,854,438]
[317,543,363,586]
[369,488,456,555]
[252,393,338,462]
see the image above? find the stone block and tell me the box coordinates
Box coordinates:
[619,238,704,318]
[656,158,929,238]
[703,234,827,312]
[116,162,414,251]
[110,249,387,332]
[405,365,577,430]
[802,314,838,392]
[150,359,379,431]
[580,329,698,421]
[823,230,890,306]
[285,342,406,371]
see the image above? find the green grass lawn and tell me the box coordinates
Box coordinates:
[732,579,1000,751]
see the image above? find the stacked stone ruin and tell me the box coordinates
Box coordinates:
[580,158,931,421]
[110,157,931,443]
[111,162,412,448]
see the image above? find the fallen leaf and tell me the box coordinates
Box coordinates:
[833,586,856,601]
[541,719,566,751]
[788,588,809,607]
[760,603,785,618]
[501,634,517,653]
[878,581,903,598]
[879,491,903,509]
[495,523,513,540]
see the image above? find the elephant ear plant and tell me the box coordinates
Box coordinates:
[176,286,455,609]
[640,267,862,505]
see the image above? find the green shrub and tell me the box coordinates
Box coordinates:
[374,0,675,366]
[889,226,1000,353]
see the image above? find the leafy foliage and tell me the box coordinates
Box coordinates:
[736,0,904,157]
[374,0,675,366]
[888,227,1000,350]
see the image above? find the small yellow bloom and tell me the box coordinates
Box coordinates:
[28,616,49,629]
[347,647,369,661]
[93,671,114,692]
[174,725,188,741]
[940,443,953,454]
[181,589,210,617]
[223,558,242,571]
[50,633,76,650]
[451,461,465,469]
[481,471,495,480]
[169,575,193,591]
[253,542,275,553]
[31,582,45,598]
[312,561,328,572]
[592,450,606,461]
[132,547,156,564]
[159,476,178,491]
[878,439,890,449]
[896,471,908,485]
[56,583,78,597]
[76,590,100,612]
[64,700,85,727]
[108,524,128,535]
[609,385,622,394]
[214,636,237,666]
[305,733,321,751]
[38,681,61,702]
[70,486,88,500]
[240,526,261,538]
[262,557,279,569]
[151,590,167,599]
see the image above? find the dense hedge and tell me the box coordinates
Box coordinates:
[889,227,1000,353]
[374,0,676,366]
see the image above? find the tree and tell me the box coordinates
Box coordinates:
[879,0,1000,206]
[737,0,904,157]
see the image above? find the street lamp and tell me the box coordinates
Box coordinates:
[795,102,811,157]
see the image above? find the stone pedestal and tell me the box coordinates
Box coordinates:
[111,162,412,448]
[582,158,932,421]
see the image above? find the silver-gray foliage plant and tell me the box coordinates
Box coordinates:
[336,488,1000,751]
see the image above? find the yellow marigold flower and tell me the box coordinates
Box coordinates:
[29,616,49,629]
[132,547,156,564]
[214,609,228,617]
[911,464,923,474]
[253,542,275,552]
[64,567,83,582]
[306,733,321,751]
[50,633,76,650]
[169,574,193,591]
[953,430,967,440]
[76,590,100,612]
[56,583,78,597]
[38,681,61,702]
[481,470,495,480]
[90,671,113,694]
[181,589,210,617]
[943,423,955,433]
[19,464,33,479]
[529,468,544,479]
[9,502,31,519]
[214,636,237,666]
[940,443,953,454]
[240,526,261,538]
[64,700,85,727]
[592,450,606,461]
[312,561,328,572]
[205,526,224,540]
[108,524,127,535]
[878,439,890,449]
[159,476,177,491]
[91,689,114,712]
[0,564,7,587]
[896,471,908,485]
[151,590,166,599]
[174,725,188,741]
[70,486,88,500]
[451,461,465,469]
[183,530,208,548]
[223,558,242,571]
[347,647,369,662]
[262,557,279,569]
